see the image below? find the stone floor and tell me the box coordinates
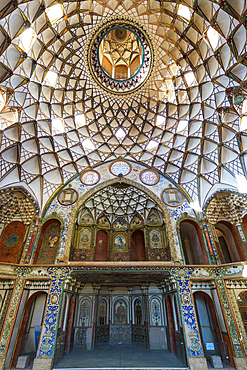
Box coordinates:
[54,344,187,369]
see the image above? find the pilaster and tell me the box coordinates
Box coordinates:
[172,268,205,361]
[215,277,244,358]
[0,271,26,362]
[34,267,70,365]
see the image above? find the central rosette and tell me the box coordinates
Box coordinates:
[99,26,144,81]
[88,19,154,94]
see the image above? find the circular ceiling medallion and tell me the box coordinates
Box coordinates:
[80,170,100,185]
[140,169,160,186]
[161,187,184,208]
[110,160,131,176]
[58,188,78,206]
[87,18,154,94]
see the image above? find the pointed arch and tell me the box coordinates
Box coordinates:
[63,178,176,262]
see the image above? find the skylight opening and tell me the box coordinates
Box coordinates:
[177,5,191,21]
[177,120,188,132]
[167,88,176,103]
[46,4,64,24]
[146,140,159,150]
[52,118,64,134]
[242,99,247,114]
[0,92,5,112]
[190,199,202,212]
[82,139,95,150]
[0,120,11,130]
[170,64,179,76]
[44,71,58,87]
[240,115,247,131]
[19,28,37,53]
[75,114,86,127]
[116,127,126,140]
[184,72,195,87]
[207,27,220,51]
[156,115,166,126]
[235,174,247,193]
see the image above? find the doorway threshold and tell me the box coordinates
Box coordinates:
[55,368,189,370]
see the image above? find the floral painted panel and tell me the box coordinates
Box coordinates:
[98,216,110,228]
[36,222,60,264]
[113,219,127,230]
[114,233,127,252]
[149,229,162,249]
[147,211,161,225]
[80,210,94,225]
[78,228,92,250]
[80,299,91,327]
[131,216,143,228]
[0,221,26,263]
[150,298,162,326]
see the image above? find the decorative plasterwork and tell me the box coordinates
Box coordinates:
[87,17,154,94]
[206,192,247,225]
[227,286,247,356]
[0,1,246,206]
[63,177,177,262]
[0,189,36,225]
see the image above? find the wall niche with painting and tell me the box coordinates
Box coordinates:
[69,203,170,262]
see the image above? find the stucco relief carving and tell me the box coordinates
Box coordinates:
[228,288,247,356]
[62,178,178,262]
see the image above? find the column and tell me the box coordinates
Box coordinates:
[20,217,42,264]
[215,278,247,370]
[167,295,176,354]
[91,284,100,350]
[141,285,149,348]
[0,277,25,370]
[200,218,220,265]
[64,295,75,354]
[33,268,70,370]
[172,268,208,370]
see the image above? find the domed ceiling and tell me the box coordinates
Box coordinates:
[0,0,247,208]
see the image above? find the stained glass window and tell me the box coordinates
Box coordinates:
[140,170,159,185]
[80,170,100,185]
[110,161,131,176]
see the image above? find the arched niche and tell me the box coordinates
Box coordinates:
[133,298,143,325]
[95,229,108,261]
[215,221,245,263]
[113,298,127,325]
[0,221,26,263]
[79,298,91,327]
[61,178,177,261]
[179,219,208,265]
[98,298,108,325]
[11,292,48,367]
[131,229,145,261]
[34,219,61,264]
[193,291,229,363]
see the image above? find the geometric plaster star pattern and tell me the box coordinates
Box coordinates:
[0,0,247,208]
[80,183,162,224]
